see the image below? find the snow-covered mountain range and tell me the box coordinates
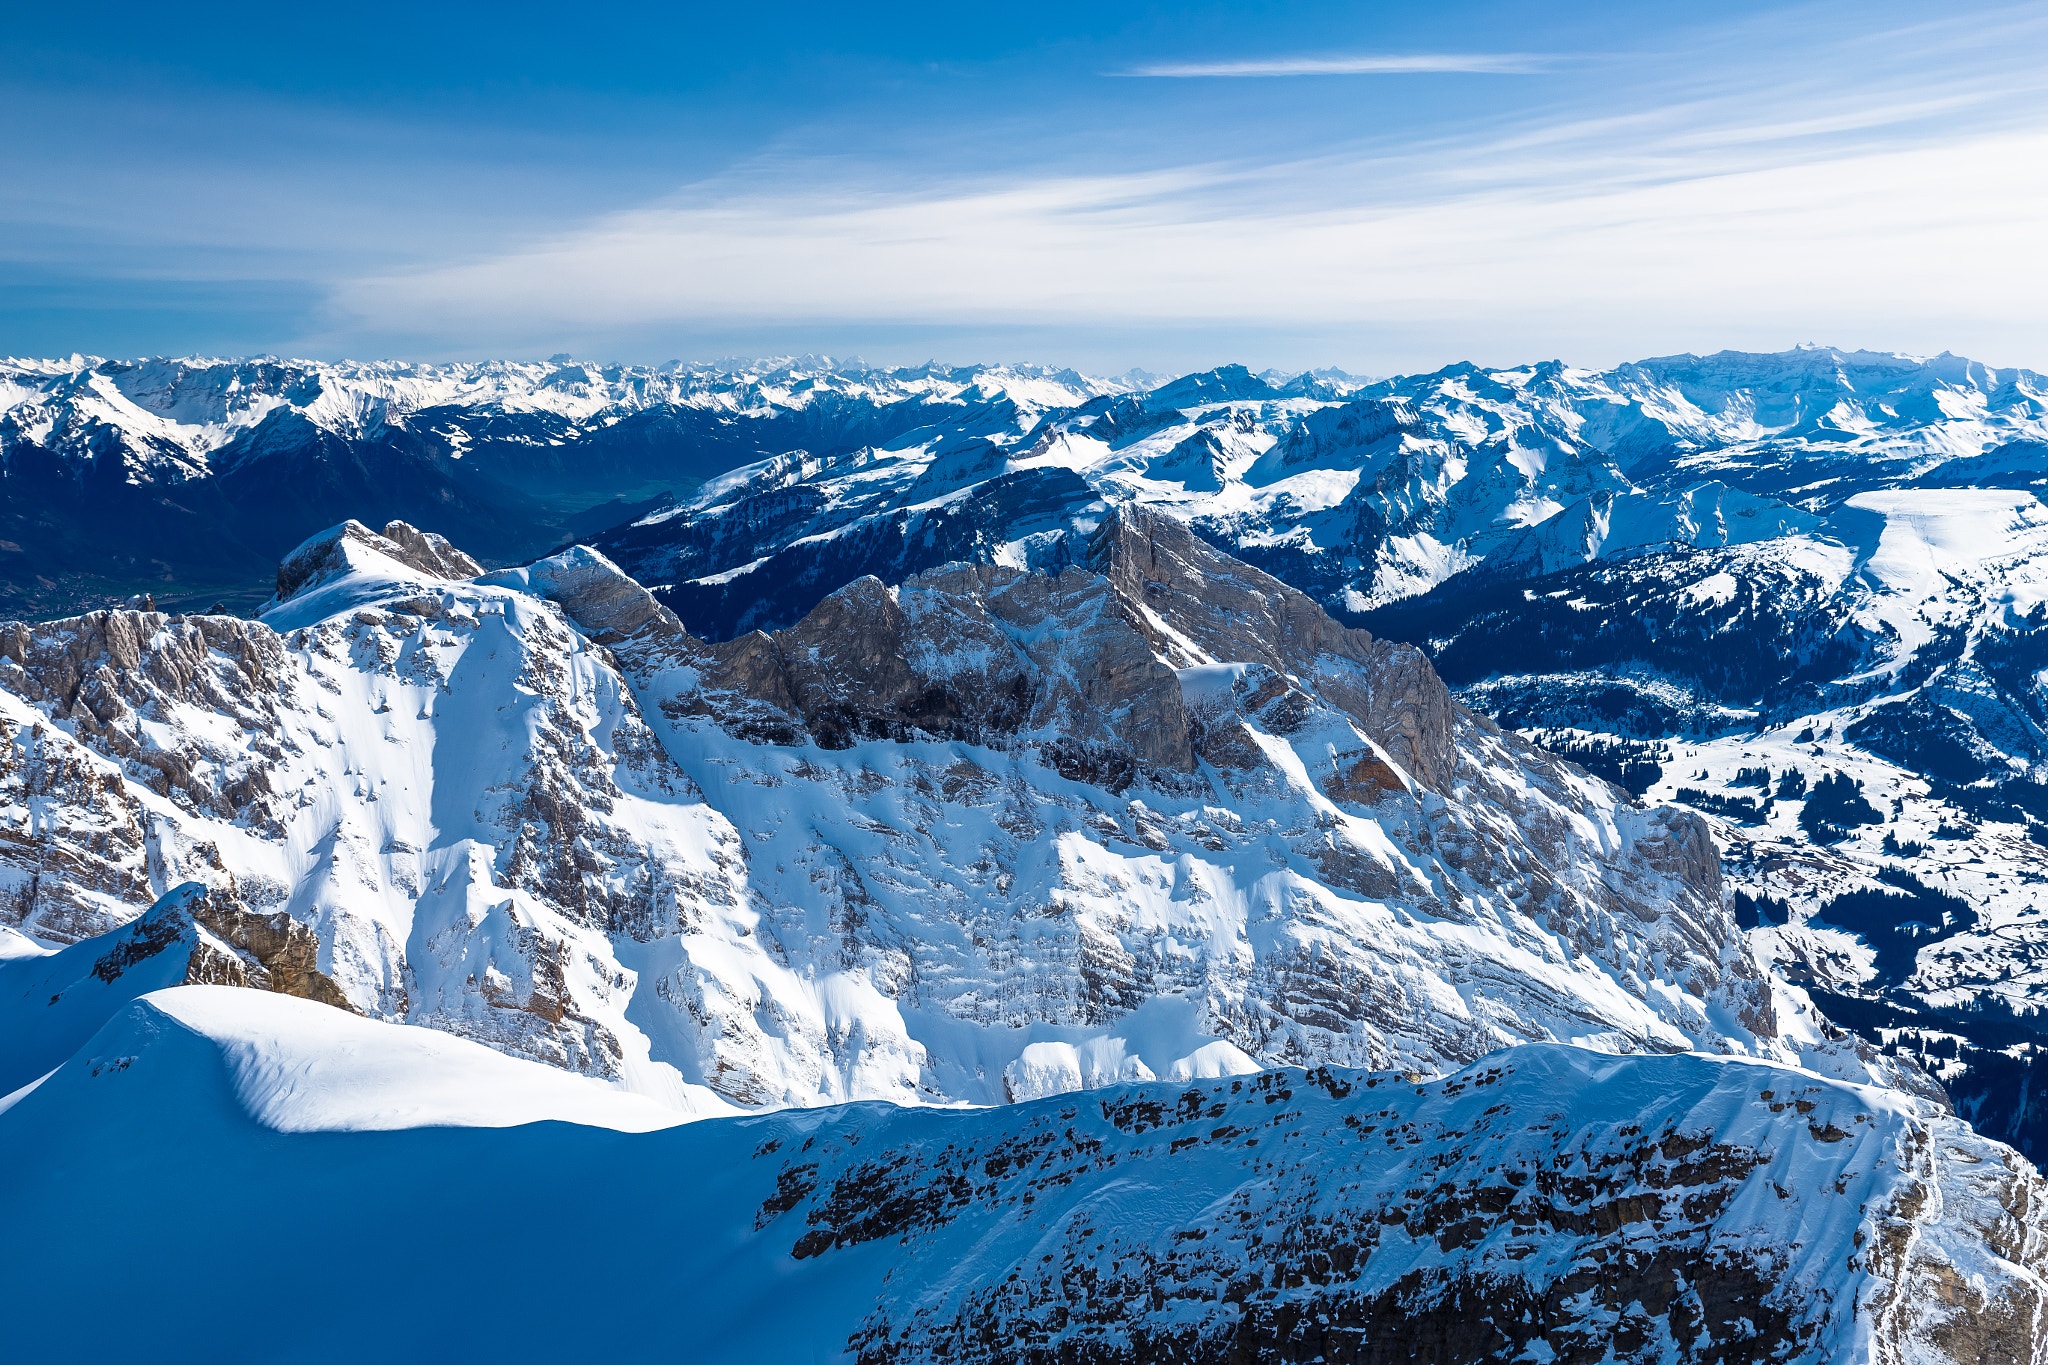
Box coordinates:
[7,511,1900,1111]
[8,342,2048,1359]
[587,346,2044,636]
[0,353,1140,618]
[581,344,2048,1157]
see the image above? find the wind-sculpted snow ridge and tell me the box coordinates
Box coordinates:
[0,510,1931,1114]
[2,987,2040,1364]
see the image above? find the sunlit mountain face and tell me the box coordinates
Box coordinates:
[7,343,2048,1364]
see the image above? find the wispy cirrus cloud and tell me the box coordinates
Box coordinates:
[26,0,2039,370]
[321,4,2048,371]
[1113,52,1552,78]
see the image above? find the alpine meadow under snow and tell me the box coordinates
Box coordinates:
[6,345,2048,1362]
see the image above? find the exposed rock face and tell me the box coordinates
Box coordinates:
[373,520,484,582]
[0,522,757,1094]
[1090,507,1460,792]
[680,562,1198,774]
[504,509,1926,1102]
[0,881,355,1092]
[0,513,1928,1112]
[0,604,295,942]
[751,1047,2048,1365]
[170,885,356,1010]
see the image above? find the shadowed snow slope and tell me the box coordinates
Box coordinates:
[0,985,2039,1364]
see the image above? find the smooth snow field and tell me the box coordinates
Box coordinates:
[0,989,895,1362]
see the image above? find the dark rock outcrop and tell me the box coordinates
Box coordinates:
[1,881,354,1095]
[748,1048,2048,1365]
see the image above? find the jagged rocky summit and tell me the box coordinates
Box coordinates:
[1,510,1916,1110]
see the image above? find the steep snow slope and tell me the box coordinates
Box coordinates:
[1,985,2038,1365]
[0,513,1924,1116]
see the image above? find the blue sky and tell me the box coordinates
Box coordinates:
[4,0,2046,373]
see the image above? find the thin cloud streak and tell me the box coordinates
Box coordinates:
[327,128,2048,344]
[308,1,2048,367]
[1115,53,1550,77]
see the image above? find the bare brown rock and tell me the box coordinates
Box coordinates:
[77,882,355,1009]
[1087,506,1460,793]
[1322,748,1410,804]
[179,887,358,1012]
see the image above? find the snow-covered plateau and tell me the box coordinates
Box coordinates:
[8,342,2048,1360]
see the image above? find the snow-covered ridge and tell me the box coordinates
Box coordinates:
[7,341,2036,629]
[2,985,2039,1363]
[0,349,1155,621]
[7,345,2048,1360]
[587,344,2048,641]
